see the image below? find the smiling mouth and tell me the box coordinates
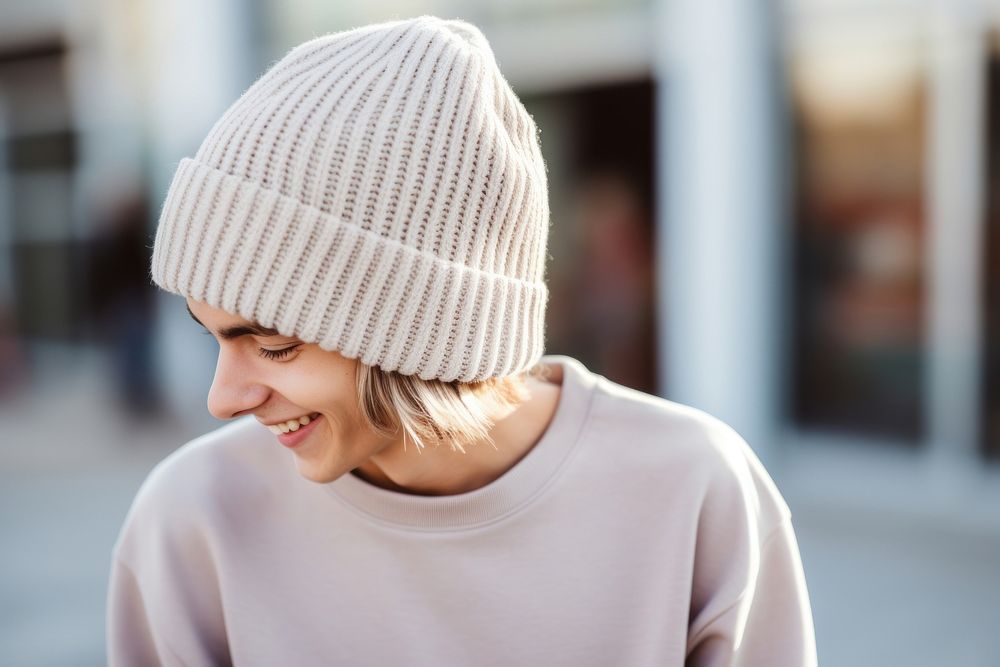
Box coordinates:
[266,412,321,435]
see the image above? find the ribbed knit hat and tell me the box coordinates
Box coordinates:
[151,15,549,382]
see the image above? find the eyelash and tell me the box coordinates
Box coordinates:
[258,346,300,360]
[199,331,299,360]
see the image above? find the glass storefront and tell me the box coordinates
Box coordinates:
[524,81,658,393]
[787,22,927,442]
[981,34,1000,462]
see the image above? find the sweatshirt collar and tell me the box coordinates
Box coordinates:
[322,355,597,531]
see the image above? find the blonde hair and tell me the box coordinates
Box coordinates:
[355,362,551,454]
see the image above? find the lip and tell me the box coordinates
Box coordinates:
[276,415,322,449]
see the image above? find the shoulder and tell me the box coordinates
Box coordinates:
[583,375,792,531]
[135,416,282,512]
[586,375,753,475]
[112,417,289,565]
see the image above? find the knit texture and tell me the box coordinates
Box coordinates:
[151,15,550,382]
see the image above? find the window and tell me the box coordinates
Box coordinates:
[980,32,1000,462]
[787,21,927,442]
[523,80,657,393]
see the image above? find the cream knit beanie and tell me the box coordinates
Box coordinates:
[151,15,549,382]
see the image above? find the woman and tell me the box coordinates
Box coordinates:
[107,15,816,666]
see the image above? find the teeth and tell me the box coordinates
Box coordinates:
[266,413,319,436]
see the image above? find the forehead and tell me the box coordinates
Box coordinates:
[186,298,243,321]
[185,298,282,339]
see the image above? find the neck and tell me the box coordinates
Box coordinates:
[351,372,563,496]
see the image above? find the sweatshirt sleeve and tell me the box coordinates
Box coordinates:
[682,419,817,667]
[106,556,168,666]
[685,517,817,667]
[106,455,233,667]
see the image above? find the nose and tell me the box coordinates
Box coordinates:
[206,346,270,420]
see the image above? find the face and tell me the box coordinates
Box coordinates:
[186,298,398,483]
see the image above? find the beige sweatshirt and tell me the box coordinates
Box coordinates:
[107,355,816,666]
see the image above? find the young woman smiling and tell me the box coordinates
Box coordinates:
[185,297,560,495]
[107,15,816,666]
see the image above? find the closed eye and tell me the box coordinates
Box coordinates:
[258,345,301,360]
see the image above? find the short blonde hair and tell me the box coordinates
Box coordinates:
[355,361,551,453]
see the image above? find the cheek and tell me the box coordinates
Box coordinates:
[287,373,357,420]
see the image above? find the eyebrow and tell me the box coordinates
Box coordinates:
[186,304,282,340]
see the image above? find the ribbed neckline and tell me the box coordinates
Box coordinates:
[323,355,598,531]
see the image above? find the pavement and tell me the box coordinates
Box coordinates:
[0,350,195,667]
[791,501,1000,666]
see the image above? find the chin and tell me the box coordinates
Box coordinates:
[294,461,343,485]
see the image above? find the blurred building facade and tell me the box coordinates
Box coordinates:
[2,0,1000,662]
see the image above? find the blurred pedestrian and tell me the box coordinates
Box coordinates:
[107,15,816,666]
[88,191,160,419]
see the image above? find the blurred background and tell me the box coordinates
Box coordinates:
[1,0,998,664]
